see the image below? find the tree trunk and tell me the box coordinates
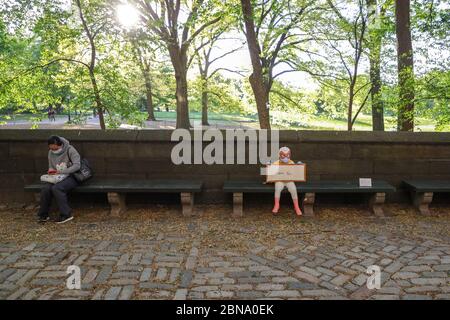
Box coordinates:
[249,73,270,129]
[241,0,271,129]
[367,0,384,131]
[75,0,105,130]
[89,70,105,130]
[201,79,209,126]
[347,83,355,131]
[143,71,156,121]
[169,46,191,129]
[67,98,71,123]
[370,51,384,131]
[395,0,415,131]
[174,71,191,129]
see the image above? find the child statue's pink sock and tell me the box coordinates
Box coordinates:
[272,197,280,214]
[293,198,302,216]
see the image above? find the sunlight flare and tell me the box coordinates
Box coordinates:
[116,3,139,28]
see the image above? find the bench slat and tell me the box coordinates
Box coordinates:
[402,180,450,193]
[223,180,396,193]
[25,180,203,193]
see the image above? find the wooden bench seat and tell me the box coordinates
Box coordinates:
[25,179,203,216]
[402,180,450,215]
[223,180,396,217]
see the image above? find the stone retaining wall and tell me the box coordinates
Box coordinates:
[1,130,449,206]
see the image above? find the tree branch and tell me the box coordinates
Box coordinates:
[351,88,371,126]
[208,67,246,79]
[184,16,221,47]
[209,46,245,65]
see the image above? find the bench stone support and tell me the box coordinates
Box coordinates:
[180,192,194,217]
[302,193,315,217]
[107,192,127,217]
[232,192,243,217]
[412,192,433,215]
[369,192,386,217]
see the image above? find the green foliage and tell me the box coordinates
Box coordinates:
[189,75,246,114]
[417,70,450,130]
[0,0,448,131]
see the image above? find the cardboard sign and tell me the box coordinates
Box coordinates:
[266,164,307,183]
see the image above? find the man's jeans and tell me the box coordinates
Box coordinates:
[38,176,79,218]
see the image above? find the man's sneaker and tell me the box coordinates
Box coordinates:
[55,216,74,224]
[37,216,50,223]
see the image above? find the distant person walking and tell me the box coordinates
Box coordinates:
[48,107,56,122]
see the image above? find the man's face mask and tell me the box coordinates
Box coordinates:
[51,147,63,154]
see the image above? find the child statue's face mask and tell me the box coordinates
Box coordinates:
[279,151,291,163]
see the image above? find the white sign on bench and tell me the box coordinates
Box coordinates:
[266,164,307,183]
[359,178,373,188]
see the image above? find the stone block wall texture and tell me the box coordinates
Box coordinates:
[0,129,450,205]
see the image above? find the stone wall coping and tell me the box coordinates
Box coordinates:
[0,129,449,144]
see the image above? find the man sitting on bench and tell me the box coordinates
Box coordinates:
[271,146,303,216]
[37,136,81,224]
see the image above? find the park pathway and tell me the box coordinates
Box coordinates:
[0,204,449,300]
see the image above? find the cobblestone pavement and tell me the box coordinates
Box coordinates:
[0,204,449,300]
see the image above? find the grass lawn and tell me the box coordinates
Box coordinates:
[153,111,256,123]
[0,111,440,131]
[268,111,437,131]
[152,110,438,131]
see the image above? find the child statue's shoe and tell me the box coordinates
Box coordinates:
[293,199,302,216]
[272,197,280,214]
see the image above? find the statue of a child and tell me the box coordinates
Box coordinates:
[271,146,303,216]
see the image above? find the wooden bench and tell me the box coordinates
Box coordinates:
[223,180,396,217]
[402,180,450,215]
[25,179,203,217]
